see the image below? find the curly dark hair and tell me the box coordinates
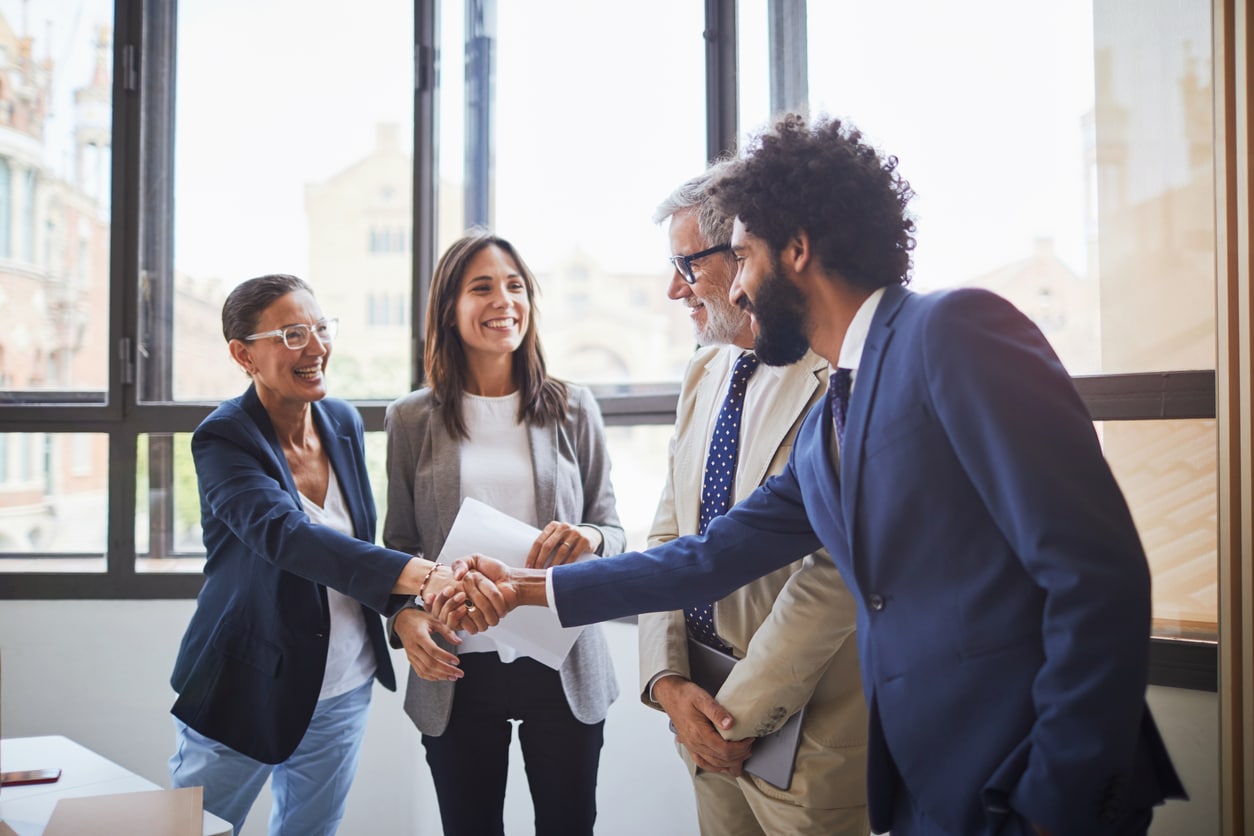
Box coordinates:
[709,114,916,290]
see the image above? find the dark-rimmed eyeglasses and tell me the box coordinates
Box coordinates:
[244,318,339,350]
[669,243,731,285]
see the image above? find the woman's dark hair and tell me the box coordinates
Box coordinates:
[424,230,567,439]
[221,273,313,342]
[710,113,916,290]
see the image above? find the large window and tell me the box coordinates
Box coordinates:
[0,0,112,401]
[169,0,415,405]
[0,0,1232,681]
[0,0,113,577]
[433,0,706,388]
[803,0,1217,640]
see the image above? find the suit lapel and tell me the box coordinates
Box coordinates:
[314,403,370,541]
[737,353,825,497]
[428,408,463,545]
[529,420,557,524]
[841,286,908,539]
[241,385,300,499]
[679,353,725,527]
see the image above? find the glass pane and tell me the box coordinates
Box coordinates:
[1101,420,1218,640]
[167,0,414,403]
[436,0,706,387]
[737,0,770,150]
[0,432,107,570]
[137,429,390,573]
[364,430,387,546]
[806,0,1214,376]
[0,1,112,403]
[135,432,203,572]
[602,424,676,551]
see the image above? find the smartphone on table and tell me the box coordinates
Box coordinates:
[0,768,62,786]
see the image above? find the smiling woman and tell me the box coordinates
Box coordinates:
[382,230,625,835]
[167,273,474,834]
[452,245,531,377]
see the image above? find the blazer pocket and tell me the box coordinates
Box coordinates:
[212,620,282,678]
[863,404,933,461]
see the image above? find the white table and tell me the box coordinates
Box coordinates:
[0,735,231,836]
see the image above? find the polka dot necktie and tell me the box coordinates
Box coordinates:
[685,352,760,652]
[828,366,854,447]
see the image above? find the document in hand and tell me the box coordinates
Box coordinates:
[436,497,590,669]
[682,638,807,790]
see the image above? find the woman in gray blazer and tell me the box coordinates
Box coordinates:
[384,230,624,836]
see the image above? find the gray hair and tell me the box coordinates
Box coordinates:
[652,159,735,247]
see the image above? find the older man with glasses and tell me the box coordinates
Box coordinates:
[638,164,869,836]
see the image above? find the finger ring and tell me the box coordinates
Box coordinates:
[464,601,477,613]
[561,542,573,549]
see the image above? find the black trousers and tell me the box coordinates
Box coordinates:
[421,652,605,836]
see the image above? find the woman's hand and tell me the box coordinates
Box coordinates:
[525,522,601,569]
[393,601,464,682]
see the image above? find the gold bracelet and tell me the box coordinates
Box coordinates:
[417,561,442,600]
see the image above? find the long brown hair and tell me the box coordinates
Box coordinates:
[424,230,567,439]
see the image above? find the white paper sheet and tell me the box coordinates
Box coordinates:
[435,497,589,669]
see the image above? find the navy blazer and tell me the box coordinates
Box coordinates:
[171,386,413,764]
[552,286,1185,835]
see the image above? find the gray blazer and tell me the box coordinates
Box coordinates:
[383,383,623,735]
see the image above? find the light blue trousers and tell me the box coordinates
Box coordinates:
[169,678,372,836]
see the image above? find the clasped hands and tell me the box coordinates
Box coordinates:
[435,519,593,631]
[431,554,519,632]
[395,522,588,682]
[653,675,751,776]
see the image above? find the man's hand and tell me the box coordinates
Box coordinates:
[394,604,463,682]
[653,675,753,776]
[446,553,552,632]
[442,554,520,632]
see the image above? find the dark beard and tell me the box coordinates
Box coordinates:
[748,255,810,366]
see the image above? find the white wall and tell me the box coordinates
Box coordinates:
[0,600,695,835]
[0,600,1214,835]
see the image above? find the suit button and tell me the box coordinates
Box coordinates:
[868,594,885,611]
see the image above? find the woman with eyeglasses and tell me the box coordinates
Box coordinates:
[384,231,623,835]
[168,273,489,835]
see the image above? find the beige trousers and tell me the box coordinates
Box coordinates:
[690,764,870,836]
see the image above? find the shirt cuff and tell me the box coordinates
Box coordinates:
[545,566,557,612]
[646,671,684,704]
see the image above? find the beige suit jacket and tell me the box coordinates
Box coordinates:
[639,346,867,809]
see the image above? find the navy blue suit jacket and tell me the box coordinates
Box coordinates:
[553,286,1184,834]
[171,386,412,764]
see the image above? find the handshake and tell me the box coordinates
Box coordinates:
[423,555,525,634]
[395,520,594,682]
[418,518,598,633]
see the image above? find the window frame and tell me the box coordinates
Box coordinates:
[0,0,1227,694]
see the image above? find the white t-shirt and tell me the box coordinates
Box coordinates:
[456,391,537,662]
[299,466,377,700]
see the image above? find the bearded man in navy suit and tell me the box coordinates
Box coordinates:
[453,114,1187,836]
